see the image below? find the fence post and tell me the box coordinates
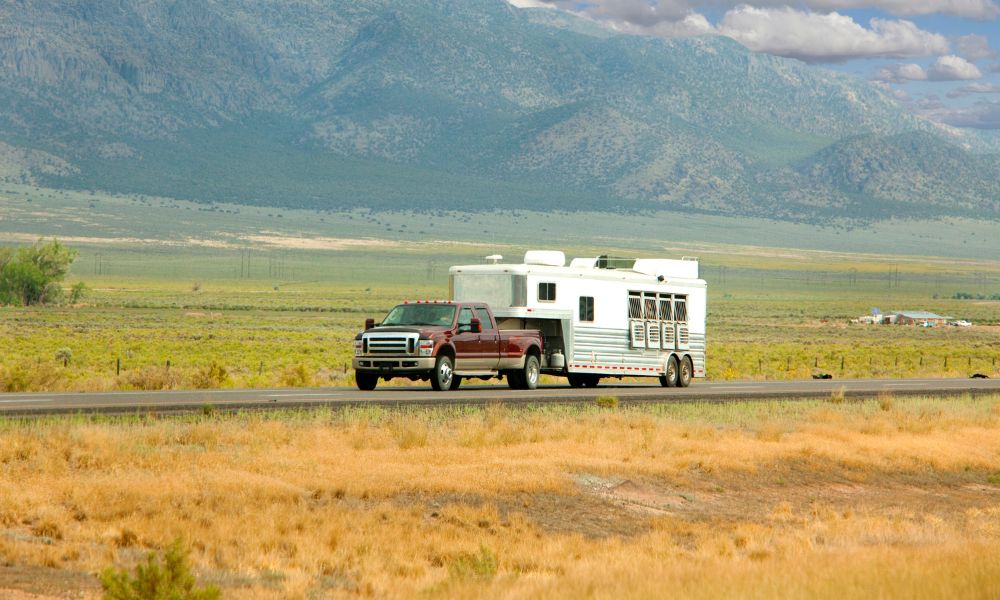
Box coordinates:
[166,360,171,371]
[840,356,845,371]
[814,357,818,368]
[116,358,120,375]
[944,356,948,369]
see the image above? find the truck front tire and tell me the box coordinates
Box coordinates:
[356,371,378,391]
[430,355,455,391]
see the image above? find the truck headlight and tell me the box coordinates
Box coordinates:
[418,340,433,357]
[354,340,363,356]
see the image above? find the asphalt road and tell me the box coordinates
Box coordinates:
[1,377,998,417]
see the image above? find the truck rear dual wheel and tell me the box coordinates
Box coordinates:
[507,355,540,390]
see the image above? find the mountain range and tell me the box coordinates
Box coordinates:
[1,0,999,222]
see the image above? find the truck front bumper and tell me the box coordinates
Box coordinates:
[353,356,437,373]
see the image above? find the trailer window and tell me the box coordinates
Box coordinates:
[674,297,688,322]
[643,293,657,320]
[538,282,556,302]
[658,295,673,320]
[628,292,642,319]
[579,296,594,322]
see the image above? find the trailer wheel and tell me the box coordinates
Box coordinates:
[450,376,462,390]
[582,375,601,388]
[660,356,679,387]
[679,356,693,388]
[430,355,454,391]
[567,374,586,388]
[356,371,378,391]
[521,355,540,390]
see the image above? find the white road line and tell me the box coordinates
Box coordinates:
[883,383,920,387]
[708,386,758,391]
[269,393,345,398]
[0,398,53,404]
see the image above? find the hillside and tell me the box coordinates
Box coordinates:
[0,0,998,222]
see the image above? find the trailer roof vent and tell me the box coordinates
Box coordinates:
[523,250,565,267]
[484,254,503,264]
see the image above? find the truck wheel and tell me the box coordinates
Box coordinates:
[521,355,540,390]
[430,355,455,391]
[507,371,524,389]
[567,374,585,388]
[679,356,693,388]
[660,356,679,388]
[356,372,378,391]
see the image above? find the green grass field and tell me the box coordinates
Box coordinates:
[2,184,1000,392]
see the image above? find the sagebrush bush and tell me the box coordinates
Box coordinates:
[190,362,230,389]
[280,363,314,387]
[124,366,179,391]
[100,539,219,600]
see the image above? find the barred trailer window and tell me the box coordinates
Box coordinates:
[674,296,688,322]
[628,292,642,319]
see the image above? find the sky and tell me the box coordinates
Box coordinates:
[507,0,1000,129]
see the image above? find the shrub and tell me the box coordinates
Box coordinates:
[595,395,619,409]
[280,363,313,387]
[448,545,498,581]
[125,367,179,391]
[69,281,88,304]
[190,362,230,389]
[100,539,220,600]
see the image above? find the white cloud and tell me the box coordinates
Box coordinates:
[946,82,1000,97]
[873,63,929,82]
[508,1,1000,20]
[873,55,983,83]
[954,34,999,61]
[717,7,949,62]
[924,100,1000,128]
[927,54,984,79]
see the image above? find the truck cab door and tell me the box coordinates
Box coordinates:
[453,306,484,370]
[474,307,500,370]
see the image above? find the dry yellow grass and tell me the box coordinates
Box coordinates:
[1,396,999,598]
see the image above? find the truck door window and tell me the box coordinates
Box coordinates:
[457,307,474,332]
[579,296,594,322]
[538,282,556,302]
[474,307,492,328]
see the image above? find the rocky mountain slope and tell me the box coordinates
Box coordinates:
[1,0,997,222]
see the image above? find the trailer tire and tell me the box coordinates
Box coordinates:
[430,354,455,391]
[679,356,693,388]
[582,375,601,388]
[567,374,586,388]
[356,371,378,391]
[660,356,679,387]
[450,376,462,390]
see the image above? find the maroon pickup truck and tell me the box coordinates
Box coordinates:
[352,301,543,391]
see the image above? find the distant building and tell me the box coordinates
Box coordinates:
[893,311,952,326]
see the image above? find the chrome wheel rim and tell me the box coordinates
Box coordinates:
[527,362,538,385]
[439,361,452,387]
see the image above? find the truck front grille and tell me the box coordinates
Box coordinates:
[364,333,418,355]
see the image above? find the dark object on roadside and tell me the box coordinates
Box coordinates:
[812,373,833,380]
[970,373,990,379]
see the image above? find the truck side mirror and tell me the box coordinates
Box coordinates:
[470,318,481,333]
[365,318,375,330]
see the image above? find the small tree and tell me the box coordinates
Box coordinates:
[0,239,78,305]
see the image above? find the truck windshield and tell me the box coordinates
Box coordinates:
[380,304,456,327]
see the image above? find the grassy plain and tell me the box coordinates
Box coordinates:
[2,183,1000,391]
[1,395,999,598]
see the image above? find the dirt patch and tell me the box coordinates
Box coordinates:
[239,233,397,251]
[0,565,100,599]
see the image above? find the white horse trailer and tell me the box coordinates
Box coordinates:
[449,250,707,387]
